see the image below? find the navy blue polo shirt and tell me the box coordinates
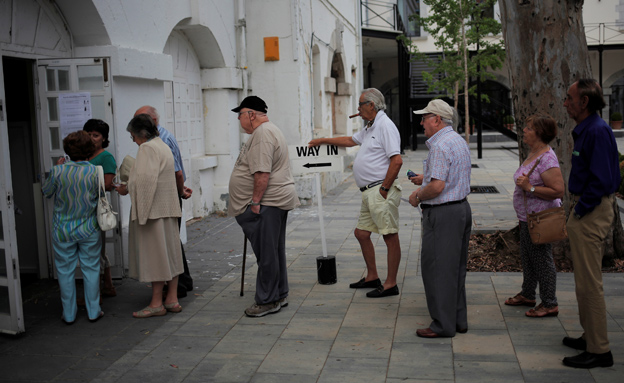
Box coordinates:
[569,113,621,217]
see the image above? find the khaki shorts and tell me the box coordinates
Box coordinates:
[356,180,402,235]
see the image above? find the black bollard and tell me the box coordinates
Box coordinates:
[316,256,337,285]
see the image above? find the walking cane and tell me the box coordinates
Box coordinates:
[240,235,247,296]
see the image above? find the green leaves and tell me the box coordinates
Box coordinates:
[399,0,505,100]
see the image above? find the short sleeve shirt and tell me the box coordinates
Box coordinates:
[89,150,117,174]
[228,121,300,216]
[513,148,562,221]
[158,125,186,181]
[422,126,471,204]
[351,110,401,188]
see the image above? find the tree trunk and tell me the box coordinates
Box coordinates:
[499,0,624,261]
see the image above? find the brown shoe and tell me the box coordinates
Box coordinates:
[504,294,536,307]
[416,328,440,338]
[525,303,558,317]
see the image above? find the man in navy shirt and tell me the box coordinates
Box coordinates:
[562,79,620,369]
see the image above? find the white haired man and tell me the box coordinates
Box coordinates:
[309,88,403,298]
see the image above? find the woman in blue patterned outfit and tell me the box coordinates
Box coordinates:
[42,131,104,324]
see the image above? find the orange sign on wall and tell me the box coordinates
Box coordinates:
[264,37,279,61]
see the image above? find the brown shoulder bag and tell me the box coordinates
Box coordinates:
[523,157,568,244]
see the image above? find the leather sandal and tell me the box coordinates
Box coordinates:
[133,305,166,318]
[504,294,536,307]
[164,302,182,313]
[525,303,558,317]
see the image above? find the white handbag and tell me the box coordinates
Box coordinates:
[96,166,118,231]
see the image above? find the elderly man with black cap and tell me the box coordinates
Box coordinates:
[409,99,472,338]
[228,96,300,317]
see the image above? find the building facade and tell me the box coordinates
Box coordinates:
[0,0,363,334]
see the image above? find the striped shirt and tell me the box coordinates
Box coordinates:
[158,125,186,181]
[42,161,100,242]
[422,126,471,204]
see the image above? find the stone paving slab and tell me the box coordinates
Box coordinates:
[2,141,624,382]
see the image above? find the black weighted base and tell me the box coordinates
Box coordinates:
[316,256,337,285]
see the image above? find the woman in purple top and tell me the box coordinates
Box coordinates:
[505,114,565,317]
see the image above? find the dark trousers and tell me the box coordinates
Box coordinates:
[177,197,193,292]
[421,200,472,336]
[236,206,289,305]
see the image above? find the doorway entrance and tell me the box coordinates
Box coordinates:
[3,57,46,280]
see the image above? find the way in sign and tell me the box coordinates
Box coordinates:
[295,145,339,157]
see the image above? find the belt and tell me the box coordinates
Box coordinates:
[359,180,384,192]
[420,197,467,210]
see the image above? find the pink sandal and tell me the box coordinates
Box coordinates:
[504,294,536,307]
[526,303,559,317]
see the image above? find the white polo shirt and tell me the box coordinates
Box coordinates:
[352,110,401,188]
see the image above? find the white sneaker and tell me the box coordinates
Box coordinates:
[279,297,288,308]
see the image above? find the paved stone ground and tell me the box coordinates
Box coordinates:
[1,139,623,382]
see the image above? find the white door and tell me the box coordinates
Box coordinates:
[0,58,25,335]
[37,58,123,278]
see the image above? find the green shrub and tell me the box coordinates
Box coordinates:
[611,112,622,121]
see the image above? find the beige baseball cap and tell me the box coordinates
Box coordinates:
[413,99,454,120]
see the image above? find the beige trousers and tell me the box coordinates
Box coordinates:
[566,194,614,354]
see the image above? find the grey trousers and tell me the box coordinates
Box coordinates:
[421,200,472,336]
[236,206,289,305]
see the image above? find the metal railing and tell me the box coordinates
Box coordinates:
[361,0,399,31]
[584,23,624,46]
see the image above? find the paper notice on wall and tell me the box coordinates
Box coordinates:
[59,92,92,139]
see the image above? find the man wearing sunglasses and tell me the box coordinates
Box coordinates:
[309,88,403,298]
[409,99,472,338]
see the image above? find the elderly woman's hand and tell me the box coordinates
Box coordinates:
[56,157,66,165]
[516,173,532,192]
[115,184,129,196]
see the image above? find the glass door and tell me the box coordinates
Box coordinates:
[37,58,123,278]
[0,57,25,335]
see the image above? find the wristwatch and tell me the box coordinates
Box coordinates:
[529,186,535,194]
[380,186,390,192]
[250,201,260,206]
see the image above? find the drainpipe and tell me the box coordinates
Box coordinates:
[237,0,248,144]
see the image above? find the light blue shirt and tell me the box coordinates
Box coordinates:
[422,126,471,204]
[157,125,186,181]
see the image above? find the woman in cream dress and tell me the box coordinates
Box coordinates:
[116,114,183,318]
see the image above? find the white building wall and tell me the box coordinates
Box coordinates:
[244,0,362,201]
[1,0,364,279]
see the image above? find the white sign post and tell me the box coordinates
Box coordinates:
[289,144,345,260]
[289,144,345,175]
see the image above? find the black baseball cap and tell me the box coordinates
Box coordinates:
[231,96,268,113]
